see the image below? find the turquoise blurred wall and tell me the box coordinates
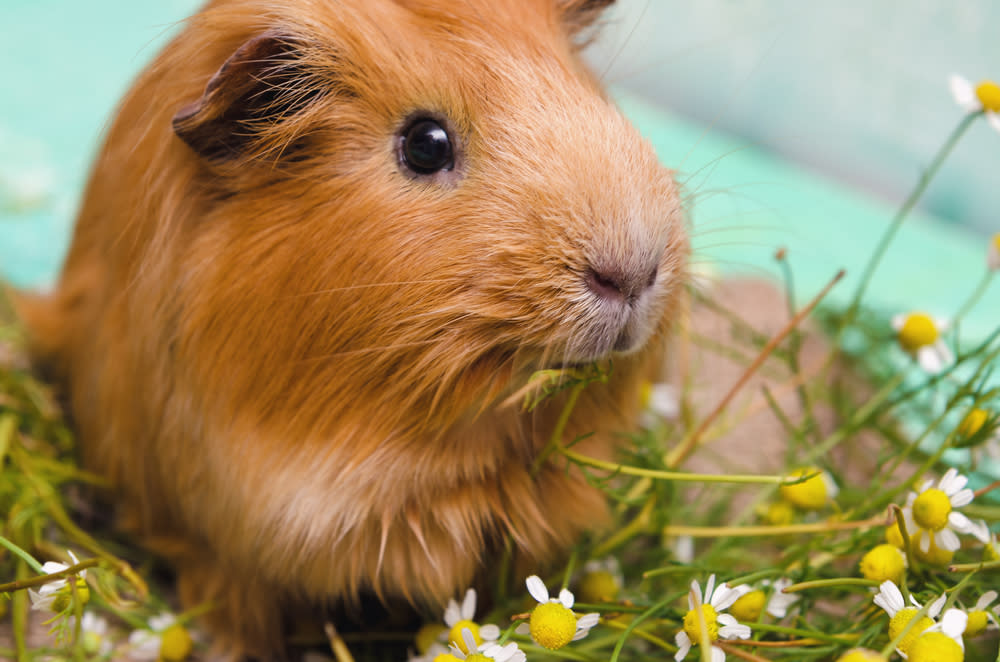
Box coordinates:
[590,1,999,238]
[1,1,997,291]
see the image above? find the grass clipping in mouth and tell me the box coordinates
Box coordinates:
[1,128,999,662]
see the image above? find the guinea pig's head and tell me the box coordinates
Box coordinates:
[167,0,685,437]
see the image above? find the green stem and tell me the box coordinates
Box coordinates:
[952,270,995,332]
[560,447,786,484]
[844,113,977,325]
[780,577,880,593]
[0,535,44,574]
[531,382,586,476]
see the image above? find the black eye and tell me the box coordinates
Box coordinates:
[400,118,454,175]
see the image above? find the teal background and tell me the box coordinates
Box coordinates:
[1,1,997,345]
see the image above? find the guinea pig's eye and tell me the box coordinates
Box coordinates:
[399,118,455,175]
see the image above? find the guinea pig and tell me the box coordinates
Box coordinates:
[15,0,686,657]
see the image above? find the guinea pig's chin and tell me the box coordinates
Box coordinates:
[556,307,659,366]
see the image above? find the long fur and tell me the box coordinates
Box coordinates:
[14,0,686,657]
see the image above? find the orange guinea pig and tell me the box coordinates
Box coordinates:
[16,0,685,657]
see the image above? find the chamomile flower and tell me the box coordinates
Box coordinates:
[859,544,906,584]
[891,313,953,373]
[577,557,623,603]
[674,575,752,662]
[728,578,799,622]
[780,467,839,510]
[443,589,500,653]
[836,649,887,662]
[907,608,967,662]
[950,74,1000,133]
[901,468,991,553]
[28,551,89,613]
[442,628,527,662]
[989,233,1000,271]
[873,581,945,658]
[515,576,598,650]
[963,591,999,636]
[127,612,193,662]
[77,611,113,657]
[639,381,680,427]
[986,532,1000,562]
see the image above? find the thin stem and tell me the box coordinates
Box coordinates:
[845,113,978,323]
[0,536,44,574]
[663,516,884,538]
[532,382,586,475]
[0,558,100,593]
[561,447,787,485]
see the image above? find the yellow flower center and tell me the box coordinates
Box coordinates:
[465,656,491,662]
[433,655,463,662]
[729,590,766,623]
[415,623,447,654]
[529,602,578,650]
[859,544,905,583]
[779,468,829,510]
[682,604,720,644]
[763,500,796,526]
[836,649,886,662]
[577,570,619,604]
[50,577,90,613]
[897,313,938,352]
[449,620,482,654]
[976,81,1000,113]
[888,608,933,656]
[986,539,1000,562]
[965,609,990,636]
[958,408,990,438]
[907,631,963,662]
[159,623,193,662]
[912,488,952,530]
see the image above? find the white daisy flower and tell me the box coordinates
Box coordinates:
[441,588,500,654]
[674,574,752,661]
[639,381,680,427]
[514,576,598,649]
[907,608,967,662]
[950,74,1000,133]
[448,628,527,662]
[873,581,947,659]
[963,591,999,636]
[577,557,624,603]
[891,313,953,373]
[77,611,113,657]
[127,612,193,662]
[28,551,88,613]
[901,468,991,553]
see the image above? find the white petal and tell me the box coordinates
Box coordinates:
[716,613,738,627]
[673,536,695,564]
[822,472,840,499]
[949,488,974,508]
[950,74,980,111]
[710,646,726,662]
[674,632,691,661]
[874,581,905,616]
[892,314,906,330]
[917,345,945,373]
[444,599,461,627]
[461,628,478,655]
[558,588,574,609]
[918,530,932,554]
[28,589,53,611]
[937,527,960,552]
[987,111,1000,134]
[719,623,752,640]
[940,608,969,640]
[525,576,549,604]
[461,588,477,620]
[938,468,961,493]
[976,591,998,611]
[703,575,716,605]
[688,579,703,610]
[576,613,600,630]
[148,612,177,632]
[514,623,530,636]
[479,624,500,642]
[949,513,992,543]
[648,383,680,419]
[928,593,947,618]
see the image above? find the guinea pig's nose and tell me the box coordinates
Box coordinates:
[585,263,659,303]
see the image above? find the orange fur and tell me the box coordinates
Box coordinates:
[14,0,686,657]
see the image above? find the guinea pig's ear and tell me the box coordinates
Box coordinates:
[558,0,617,35]
[172,32,322,160]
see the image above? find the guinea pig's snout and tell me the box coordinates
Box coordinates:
[584,262,659,304]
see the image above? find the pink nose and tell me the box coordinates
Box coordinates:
[584,263,658,302]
